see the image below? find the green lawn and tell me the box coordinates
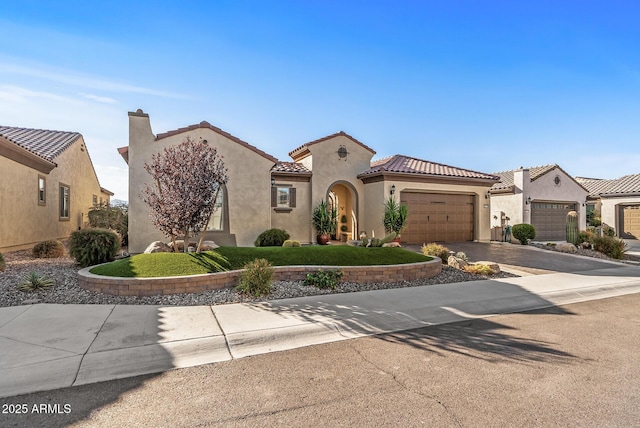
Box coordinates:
[89,246,431,278]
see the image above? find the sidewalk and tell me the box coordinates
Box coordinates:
[2,265,640,398]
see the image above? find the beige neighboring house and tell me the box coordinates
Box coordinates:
[576,174,640,239]
[0,126,113,252]
[490,165,589,241]
[120,109,499,253]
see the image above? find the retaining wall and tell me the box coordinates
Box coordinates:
[78,259,442,296]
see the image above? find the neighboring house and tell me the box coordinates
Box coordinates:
[120,109,499,253]
[0,126,113,252]
[576,174,640,239]
[490,165,589,241]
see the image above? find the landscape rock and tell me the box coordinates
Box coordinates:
[474,261,501,274]
[447,256,469,270]
[199,240,219,251]
[144,241,172,254]
[557,243,578,253]
[382,242,401,248]
[346,240,362,247]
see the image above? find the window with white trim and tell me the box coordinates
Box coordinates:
[38,176,46,205]
[59,184,70,219]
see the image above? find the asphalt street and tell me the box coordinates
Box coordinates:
[2,293,639,427]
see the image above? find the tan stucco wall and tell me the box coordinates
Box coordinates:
[364,180,494,242]
[270,178,312,244]
[0,137,109,252]
[127,114,278,253]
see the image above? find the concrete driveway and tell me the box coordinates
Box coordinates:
[439,242,625,274]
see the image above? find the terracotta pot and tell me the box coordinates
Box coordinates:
[317,234,330,245]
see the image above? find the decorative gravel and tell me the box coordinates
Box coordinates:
[529,242,639,263]
[0,250,518,307]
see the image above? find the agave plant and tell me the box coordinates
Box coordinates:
[18,272,55,292]
[382,196,408,236]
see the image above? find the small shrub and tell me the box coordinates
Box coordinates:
[32,240,65,258]
[304,269,344,290]
[236,258,274,296]
[69,229,121,267]
[18,271,55,291]
[464,264,495,276]
[421,243,450,264]
[592,235,628,259]
[454,252,469,262]
[578,230,597,247]
[0,252,5,272]
[512,224,536,244]
[602,224,616,237]
[254,228,290,247]
[282,240,301,247]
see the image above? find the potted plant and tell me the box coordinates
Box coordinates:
[383,196,408,241]
[312,200,338,245]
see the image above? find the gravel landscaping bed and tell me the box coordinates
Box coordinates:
[529,242,640,263]
[0,250,517,307]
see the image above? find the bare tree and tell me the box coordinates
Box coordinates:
[142,136,228,252]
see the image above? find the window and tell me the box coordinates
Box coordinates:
[207,186,225,231]
[93,195,98,206]
[38,176,46,205]
[59,184,70,219]
[271,186,296,210]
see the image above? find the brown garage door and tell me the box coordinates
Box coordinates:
[531,202,576,241]
[400,192,474,243]
[620,205,640,239]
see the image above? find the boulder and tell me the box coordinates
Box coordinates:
[167,240,199,252]
[474,261,501,274]
[557,243,577,253]
[346,240,362,247]
[199,240,219,251]
[447,256,469,270]
[382,242,401,248]
[144,241,172,254]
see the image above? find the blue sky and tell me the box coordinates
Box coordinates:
[1,1,639,201]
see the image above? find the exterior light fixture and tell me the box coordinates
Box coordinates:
[485,190,491,199]
[390,184,396,195]
[525,196,532,205]
[271,177,275,187]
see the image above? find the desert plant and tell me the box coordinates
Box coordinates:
[282,239,301,247]
[88,202,129,246]
[602,224,616,237]
[578,230,597,247]
[588,209,602,227]
[454,252,469,262]
[32,240,65,258]
[18,271,55,291]
[361,232,396,247]
[69,229,121,267]
[421,243,450,264]
[304,269,343,290]
[0,252,5,272]
[566,211,579,245]
[312,200,337,243]
[255,228,290,247]
[236,258,274,296]
[592,235,628,259]
[382,196,408,236]
[464,264,495,276]
[512,224,536,244]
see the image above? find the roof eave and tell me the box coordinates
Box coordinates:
[358,170,500,186]
[0,138,57,173]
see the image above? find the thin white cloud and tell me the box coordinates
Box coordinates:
[80,92,118,104]
[0,62,186,99]
[0,84,79,104]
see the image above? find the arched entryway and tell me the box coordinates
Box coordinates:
[327,181,358,241]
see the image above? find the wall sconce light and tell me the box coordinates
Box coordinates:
[583,200,588,206]
[271,177,275,187]
[390,184,396,195]
[485,190,491,199]
[525,196,532,205]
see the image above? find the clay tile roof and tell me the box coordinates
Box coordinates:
[156,121,278,163]
[288,131,376,160]
[359,154,499,181]
[0,126,81,162]
[491,164,564,191]
[271,161,312,174]
[577,174,640,196]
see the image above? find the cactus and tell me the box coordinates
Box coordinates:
[360,237,369,247]
[379,232,397,245]
[566,211,579,245]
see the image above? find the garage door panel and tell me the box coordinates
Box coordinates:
[401,192,474,243]
[531,202,576,241]
[620,205,640,239]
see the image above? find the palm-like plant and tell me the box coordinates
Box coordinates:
[383,196,408,236]
[312,200,338,243]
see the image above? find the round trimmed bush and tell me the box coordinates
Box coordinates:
[70,229,121,267]
[254,228,290,247]
[421,242,450,264]
[512,224,536,245]
[32,240,65,258]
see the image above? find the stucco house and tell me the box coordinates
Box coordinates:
[0,126,113,252]
[576,174,640,239]
[120,109,500,253]
[490,165,589,241]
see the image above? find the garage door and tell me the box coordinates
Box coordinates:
[531,202,576,241]
[400,192,474,243]
[620,205,640,239]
